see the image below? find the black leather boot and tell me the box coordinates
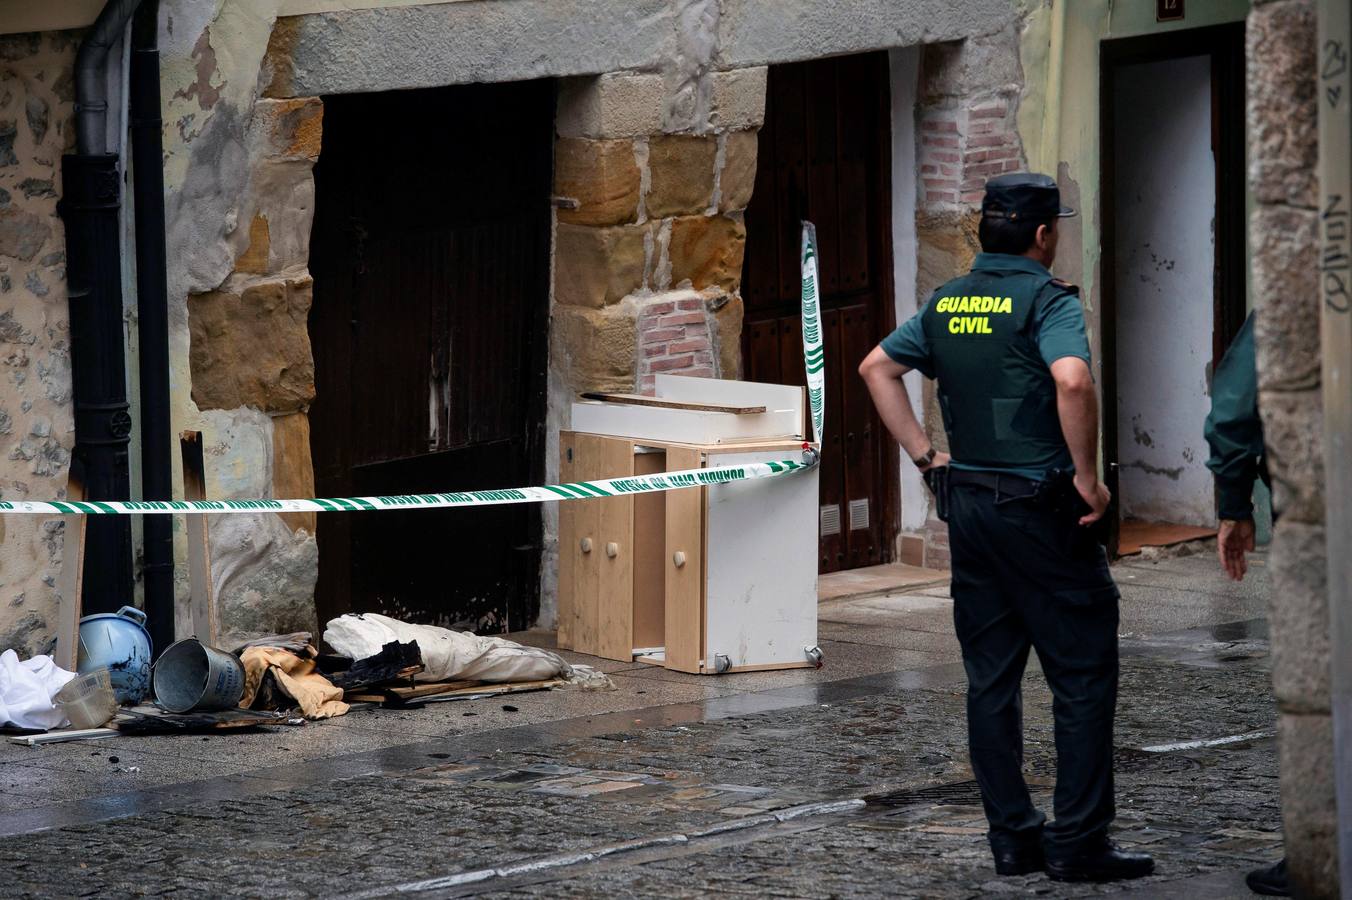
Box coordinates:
[1045,841,1154,882]
[1245,858,1289,896]
[992,844,1045,876]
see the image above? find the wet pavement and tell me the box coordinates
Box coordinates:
[0,551,1279,898]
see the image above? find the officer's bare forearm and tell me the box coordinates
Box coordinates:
[1051,357,1099,482]
[859,346,930,462]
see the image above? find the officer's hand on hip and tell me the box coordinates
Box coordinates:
[1217,518,1255,582]
[1073,472,1111,526]
[918,451,950,473]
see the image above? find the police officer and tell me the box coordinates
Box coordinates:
[1202,313,1287,897]
[859,173,1153,882]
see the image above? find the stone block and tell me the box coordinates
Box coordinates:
[1247,0,1317,209]
[272,411,316,534]
[668,214,745,292]
[552,302,637,394]
[718,129,758,212]
[554,222,649,308]
[554,137,641,227]
[0,207,50,261]
[916,209,980,297]
[210,512,319,647]
[252,97,324,161]
[1257,390,1324,524]
[647,135,717,218]
[1278,711,1340,898]
[1251,205,1319,392]
[557,72,666,139]
[709,67,767,131]
[709,292,743,378]
[235,215,270,275]
[1268,522,1330,711]
[189,274,316,413]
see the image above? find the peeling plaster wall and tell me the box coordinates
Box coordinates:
[0,31,81,655]
[158,0,323,645]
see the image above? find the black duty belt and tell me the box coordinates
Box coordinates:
[947,469,1042,496]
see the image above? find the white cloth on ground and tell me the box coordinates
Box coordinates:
[323,614,572,684]
[0,650,76,731]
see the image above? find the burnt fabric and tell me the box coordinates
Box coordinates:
[239,646,348,720]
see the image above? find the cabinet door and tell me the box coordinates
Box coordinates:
[558,433,635,660]
[664,447,705,673]
[704,450,819,670]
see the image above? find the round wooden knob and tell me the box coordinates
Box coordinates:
[673,550,687,568]
[580,537,593,553]
[606,542,619,558]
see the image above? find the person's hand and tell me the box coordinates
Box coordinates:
[1217,518,1256,581]
[918,451,950,473]
[1073,473,1111,526]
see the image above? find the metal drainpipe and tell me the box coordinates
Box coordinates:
[130,0,173,656]
[58,0,143,615]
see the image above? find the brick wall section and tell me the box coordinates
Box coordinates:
[918,92,1025,210]
[637,295,716,392]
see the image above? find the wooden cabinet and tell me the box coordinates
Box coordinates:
[558,433,819,674]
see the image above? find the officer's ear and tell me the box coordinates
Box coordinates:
[1035,221,1053,250]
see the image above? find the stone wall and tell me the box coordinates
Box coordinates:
[157,1,323,646]
[1246,1,1337,895]
[908,25,1029,568]
[0,31,79,655]
[550,70,762,400]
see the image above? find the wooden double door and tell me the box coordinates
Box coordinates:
[308,82,553,632]
[741,53,898,573]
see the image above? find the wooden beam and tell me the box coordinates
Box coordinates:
[180,432,217,645]
[53,462,87,672]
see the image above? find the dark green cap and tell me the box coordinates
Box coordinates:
[981,172,1076,222]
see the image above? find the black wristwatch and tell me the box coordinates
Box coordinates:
[912,447,937,468]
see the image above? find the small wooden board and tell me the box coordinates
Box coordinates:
[581,392,766,415]
[344,678,566,704]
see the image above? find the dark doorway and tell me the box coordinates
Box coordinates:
[1100,24,1248,556]
[741,52,898,574]
[308,82,553,632]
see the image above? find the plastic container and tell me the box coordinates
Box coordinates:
[54,667,119,729]
[77,605,153,704]
[153,639,245,713]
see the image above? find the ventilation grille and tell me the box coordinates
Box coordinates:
[849,499,870,531]
[820,504,842,536]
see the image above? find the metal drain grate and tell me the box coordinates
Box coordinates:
[864,780,984,808]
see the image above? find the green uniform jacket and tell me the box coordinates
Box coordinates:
[1203,313,1270,520]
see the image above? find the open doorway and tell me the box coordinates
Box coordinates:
[1100,24,1247,556]
[307,82,554,632]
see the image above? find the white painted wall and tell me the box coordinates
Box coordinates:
[1113,55,1216,526]
[889,46,927,532]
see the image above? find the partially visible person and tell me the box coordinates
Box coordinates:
[1202,310,1285,897]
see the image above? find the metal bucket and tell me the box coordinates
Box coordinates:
[153,639,245,713]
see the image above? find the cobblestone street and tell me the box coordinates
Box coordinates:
[0,553,1279,898]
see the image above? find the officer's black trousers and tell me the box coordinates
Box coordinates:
[946,482,1120,857]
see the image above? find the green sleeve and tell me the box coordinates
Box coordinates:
[1204,313,1263,519]
[880,313,934,378]
[1033,289,1091,367]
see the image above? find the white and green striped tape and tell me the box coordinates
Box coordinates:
[0,458,813,516]
[800,221,825,445]
[0,226,829,517]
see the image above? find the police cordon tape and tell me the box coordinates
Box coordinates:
[800,221,826,446]
[0,456,816,516]
[0,220,827,518]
